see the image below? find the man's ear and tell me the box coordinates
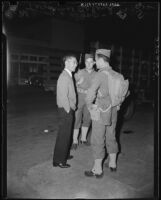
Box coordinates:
[65,60,69,66]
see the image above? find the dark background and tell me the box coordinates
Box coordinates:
[2,2,159,50]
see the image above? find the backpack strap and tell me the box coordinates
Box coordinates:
[97,70,109,98]
[97,70,112,112]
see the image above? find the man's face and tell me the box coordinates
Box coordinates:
[95,55,103,69]
[66,57,78,72]
[85,58,95,70]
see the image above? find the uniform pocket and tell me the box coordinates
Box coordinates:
[89,104,101,121]
[99,105,112,125]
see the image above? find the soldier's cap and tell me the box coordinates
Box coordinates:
[95,49,111,58]
[85,53,94,60]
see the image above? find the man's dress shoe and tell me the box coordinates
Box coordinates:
[53,163,71,168]
[84,170,103,178]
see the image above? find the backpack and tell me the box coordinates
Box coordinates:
[102,68,129,107]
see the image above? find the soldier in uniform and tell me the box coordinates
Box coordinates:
[71,53,97,150]
[84,49,119,178]
[53,54,77,168]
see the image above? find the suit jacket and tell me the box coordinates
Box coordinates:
[57,70,76,112]
[85,67,112,125]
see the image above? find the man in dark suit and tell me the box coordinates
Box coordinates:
[53,54,77,168]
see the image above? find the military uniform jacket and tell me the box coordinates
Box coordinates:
[57,70,76,112]
[74,68,97,91]
[85,67,112,125]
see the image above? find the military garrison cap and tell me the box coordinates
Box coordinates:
[95,49,111,58]
[85,53,94,60]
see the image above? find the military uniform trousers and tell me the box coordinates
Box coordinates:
[53,108,74,164]
[91,107,118,159]
[74,93,91,129]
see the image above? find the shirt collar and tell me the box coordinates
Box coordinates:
[99,65,112,72]
[64,68,72,77]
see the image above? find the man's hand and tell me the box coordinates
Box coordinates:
[126,90,130,97]
[117,105,120,111]
[77,77,84,85]
[65,109,70,113]
[88,104,97,111]
[87,104,93,111]
[71,105,76,111]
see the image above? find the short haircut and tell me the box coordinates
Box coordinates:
[96,54,110,63]
[62,54,77,65]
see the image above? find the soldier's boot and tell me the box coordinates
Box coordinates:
[109,153,117,172]
[80,126,89,145]
[85,158,103,178]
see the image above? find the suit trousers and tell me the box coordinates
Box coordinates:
[74,93,91,129]
[91,107,118,159]
[53,108,74,164]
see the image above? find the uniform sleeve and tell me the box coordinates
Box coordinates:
[57,75,70,112]
[85,74,101,108]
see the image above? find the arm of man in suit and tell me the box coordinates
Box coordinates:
[85,74,101,110]
[57,75,70,113]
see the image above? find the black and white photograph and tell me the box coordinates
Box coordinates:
[2,1,159,199]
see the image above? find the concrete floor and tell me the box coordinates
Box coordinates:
[6,86,155,199]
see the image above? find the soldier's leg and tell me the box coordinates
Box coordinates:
[80,103,91,142]
[72,108,82,149]
[105,107,118,168]
[73,108,82,143]
[90,121,106,174]
[72,95,84,148]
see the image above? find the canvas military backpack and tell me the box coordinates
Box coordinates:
[102,68,129,107]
